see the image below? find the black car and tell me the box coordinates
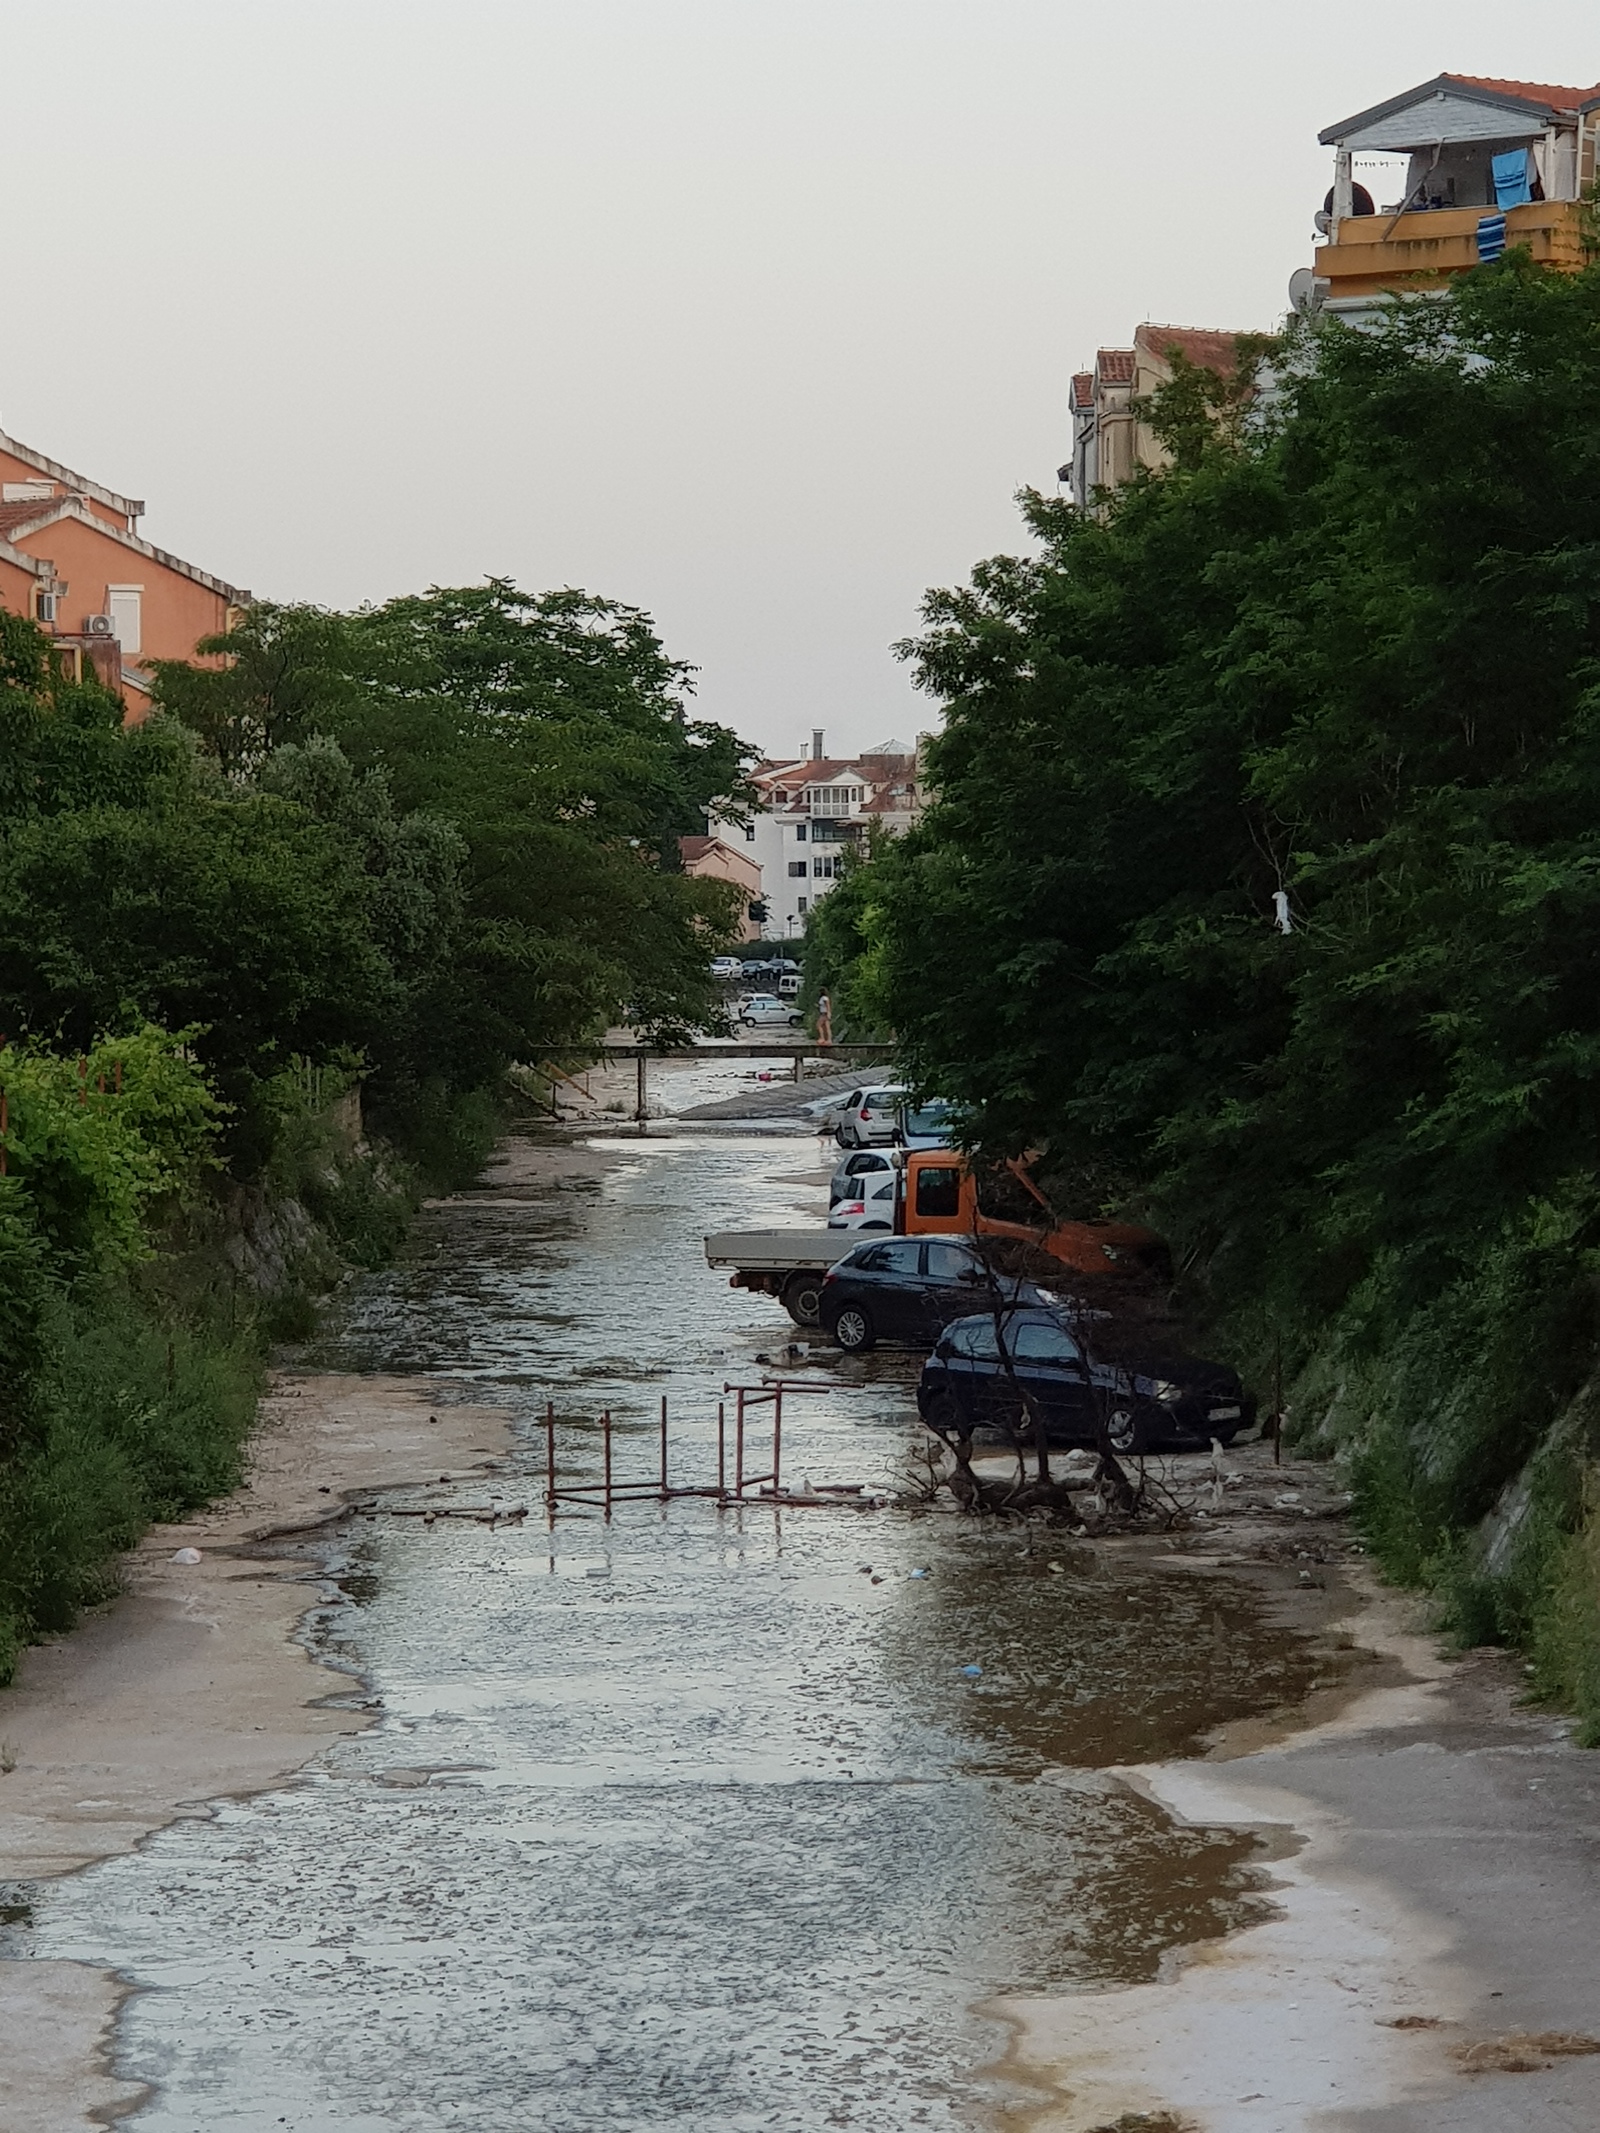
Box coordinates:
[917,1306,1255,1454]
[818,1235,1054,1352]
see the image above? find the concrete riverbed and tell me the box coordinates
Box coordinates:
[1,1058,1595,2131]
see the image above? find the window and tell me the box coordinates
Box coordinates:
[914,1165,963,1220]
[924,1241,979,1282]
[796,897,808,914]
[106,585,143,654]
[805,785,864,813]
[743,823,756,841]
[946,1319,1002,1360]
[31,587,56,624]
[795,823,807,841]
[788,861,808,877]
[812,855,845,879]
[1013,1322,1082,1365]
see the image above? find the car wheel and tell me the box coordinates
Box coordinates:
[834,1125,853,1148]
[832,1305,876,1353]
[1105,1403,1148,1455]
[922,1391,965,1445]
[781,1270,826,1327]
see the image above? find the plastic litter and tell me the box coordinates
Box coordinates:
[909,1568,929,1580]
[1274,1492,1302,1507]
[960,1663,982,1677]
[170,1547,202,1565]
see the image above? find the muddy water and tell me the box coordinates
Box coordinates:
[19,1077,1345,2130]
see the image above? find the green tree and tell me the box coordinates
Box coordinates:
[156,579,757,1063]
[858,258,1600,1683]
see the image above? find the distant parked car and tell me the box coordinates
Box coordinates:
[818,1234,1052,1352]
[918,1307,1254,1453]
[777,973,802,998]
[898,1098,958,1150]
[739,993,805,1028]
[829,1146,897,1206]
[835,1085,907,1148]
[827,1170,899,1230]
[710,956,743,980]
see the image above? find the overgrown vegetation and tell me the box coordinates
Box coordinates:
[0,580,749,1677]
[807,255,1600,1731]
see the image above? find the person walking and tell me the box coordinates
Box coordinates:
[815,991,833,1045]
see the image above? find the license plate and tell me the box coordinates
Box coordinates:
[1208,1405,1241,1420]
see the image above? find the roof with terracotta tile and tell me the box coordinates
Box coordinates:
[1070,372,1094,410]
[1135,324,1239,376]
[1443,73,1600,112]
[0,430,141,518]
[0,499,54,538]
[1322,71,1600,143]
[1096,349,1136,385]
[0,495,250,605]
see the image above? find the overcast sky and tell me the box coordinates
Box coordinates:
[8,2,1598,758]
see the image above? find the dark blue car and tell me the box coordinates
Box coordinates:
[917,1306,1254,1455]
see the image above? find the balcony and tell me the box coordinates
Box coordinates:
[1316,198,1589,301]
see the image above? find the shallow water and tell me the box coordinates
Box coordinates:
[15,1069,1343,2129]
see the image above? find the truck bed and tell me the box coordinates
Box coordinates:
[703,1230,854,1271]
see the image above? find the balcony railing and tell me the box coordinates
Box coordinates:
[1315,199,1589,301]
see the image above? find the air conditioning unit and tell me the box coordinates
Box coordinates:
[84,614,116,636]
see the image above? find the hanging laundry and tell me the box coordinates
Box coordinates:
[1477,214,1508,263]
[1491,149,1533,210]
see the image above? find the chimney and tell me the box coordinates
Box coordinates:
[812,729,825,762]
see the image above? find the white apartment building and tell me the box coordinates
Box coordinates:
[719,731,928,937]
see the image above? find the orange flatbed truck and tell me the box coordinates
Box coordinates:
[704,1151,1166,1326]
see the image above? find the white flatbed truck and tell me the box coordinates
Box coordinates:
[703,1230,854,1327]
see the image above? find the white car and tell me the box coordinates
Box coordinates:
[828,1169,899,1229]
[810,1082,903,1137]
[829,1146,897,1207]
[709,955,743,980]
[739,993,804,1029]
[777,973,802,999]
[835,1084,907,1147]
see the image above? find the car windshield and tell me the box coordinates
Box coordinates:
[945,1318,1002,1359]
[904,1100,956,1136]
[1012,1320,1081,1363]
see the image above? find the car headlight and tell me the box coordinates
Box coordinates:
[1138,1378,1183,1402]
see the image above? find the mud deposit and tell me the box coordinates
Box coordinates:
[3,1083,1357,2130]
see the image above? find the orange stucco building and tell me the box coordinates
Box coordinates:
[0,427,249,718]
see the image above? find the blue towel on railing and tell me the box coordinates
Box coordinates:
[1492,148,1533,208]
[1477,214,1508,262]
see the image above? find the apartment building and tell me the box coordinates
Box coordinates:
[720,731,927,937]
[0,427,249,717]
[1310,73,1600,323]
[1064,325,1242,508]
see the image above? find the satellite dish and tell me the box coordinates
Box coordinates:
[1288,266,1325,318]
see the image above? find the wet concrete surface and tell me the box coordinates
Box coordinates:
[4,1072,1362,2130]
